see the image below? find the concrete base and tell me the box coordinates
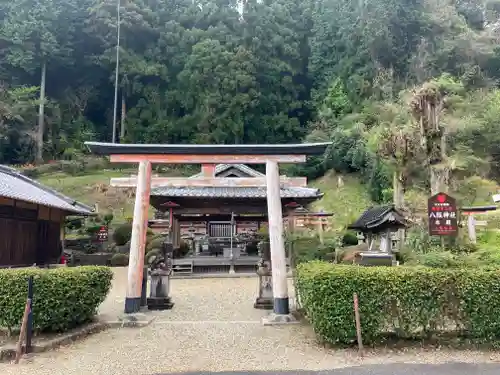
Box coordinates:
[0,321,108,362]
[254,297,273,310]
[147,297,174,311]
[117,312,156,327]
[262,312,300,326]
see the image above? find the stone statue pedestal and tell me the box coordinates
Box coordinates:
[254,241,273,310]
[147,269,174,310]
[254,264,273,309]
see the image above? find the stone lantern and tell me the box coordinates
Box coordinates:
[147,242,174,310]
[254,241,273,309]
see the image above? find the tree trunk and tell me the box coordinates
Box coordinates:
[392,170,404,209]
[429,129,449,195]
[393,170,405,251]
[120,94,126,140]
[36,61,46,164]
[430,164,449,195]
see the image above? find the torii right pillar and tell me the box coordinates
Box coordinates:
[264,160,291,321]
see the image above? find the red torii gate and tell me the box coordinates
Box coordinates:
[84,142,330,321]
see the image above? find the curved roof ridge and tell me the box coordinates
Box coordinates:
[189,164,265,178]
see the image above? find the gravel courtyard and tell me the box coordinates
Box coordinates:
[1,268,500,375]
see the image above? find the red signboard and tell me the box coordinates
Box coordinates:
[96,226,109,242]
[427,193,458,236]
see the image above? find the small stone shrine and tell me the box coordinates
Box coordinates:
[347,205,407,266]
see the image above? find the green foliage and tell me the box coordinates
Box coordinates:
[85,224,102,235]
[0,266,112,333]
[103,213,114,226]
[110,253,129,267]
[341,231,359,246]
[147,237,165,252]
[113,224,133,246]
[296,262,500,345]
[291,235,340,265]
[416,251,460,268]
[311,172,373,230]
[20,158,111,178]
[0,0,499,210]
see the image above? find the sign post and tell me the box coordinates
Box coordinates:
[427,193,458,237]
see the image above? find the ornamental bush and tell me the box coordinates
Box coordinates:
[0,266,113,333]
[113,223,132,246]
[296,261,500,345]
[110,253,129,266]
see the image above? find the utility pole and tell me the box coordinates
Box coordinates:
[111,0,121,143]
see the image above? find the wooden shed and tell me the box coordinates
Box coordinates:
[0,165,94,267]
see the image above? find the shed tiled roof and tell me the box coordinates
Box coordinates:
[189,164,265,178]
[0,165,95,215]
[348,205,406,231]
[151,186,323,199]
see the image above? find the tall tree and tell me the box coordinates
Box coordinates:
[0,0,71,163]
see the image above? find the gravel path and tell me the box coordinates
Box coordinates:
[1,269,499,375]
[159,364,500,375]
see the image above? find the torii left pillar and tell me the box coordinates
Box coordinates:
[125,160,152,313]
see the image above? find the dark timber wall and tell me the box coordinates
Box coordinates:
[0,196,64,267]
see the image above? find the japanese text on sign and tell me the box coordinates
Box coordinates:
[96,226,108,242]
[428,193,458,236]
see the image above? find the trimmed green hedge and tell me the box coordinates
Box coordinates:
[296,261,500,345]
[0,266,113,333]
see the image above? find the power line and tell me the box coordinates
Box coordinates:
[111,0,121,143]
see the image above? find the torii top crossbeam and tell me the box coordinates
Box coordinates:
[84,142,331,164]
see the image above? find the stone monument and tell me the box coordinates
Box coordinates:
[254,241,273,309]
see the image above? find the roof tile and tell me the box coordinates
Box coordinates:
[0,165,94,215]
[151,186,322,199]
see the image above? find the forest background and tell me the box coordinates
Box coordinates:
[2,0,500,213]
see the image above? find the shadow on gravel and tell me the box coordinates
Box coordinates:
[157,363,500,375]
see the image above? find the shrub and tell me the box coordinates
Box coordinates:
[0,266,112,333]
[296,261,500,345]
[290,235,340,265]
[85,224,102,235]
[103,213,114,225]
[417,251,459,268]
[113,223,132,246]
[173,240,190,258]
[147,237,165,251]
[110,253,129,266]
[341,231,359,246]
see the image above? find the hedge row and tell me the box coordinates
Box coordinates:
[0,266,113,333]
[296,261,500,345]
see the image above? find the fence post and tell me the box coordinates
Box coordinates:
[140,266,148,307]
[26,276,34,354]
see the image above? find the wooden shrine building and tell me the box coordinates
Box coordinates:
[112,163,326,259]
[0,165,94,267]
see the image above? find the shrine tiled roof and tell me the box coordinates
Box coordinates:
[348,205,406,232]
[151,186,323,199]
[0,165,95,215]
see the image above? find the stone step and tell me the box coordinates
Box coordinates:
[172,262,193,275]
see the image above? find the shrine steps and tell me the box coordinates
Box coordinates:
[172,261,194,275]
